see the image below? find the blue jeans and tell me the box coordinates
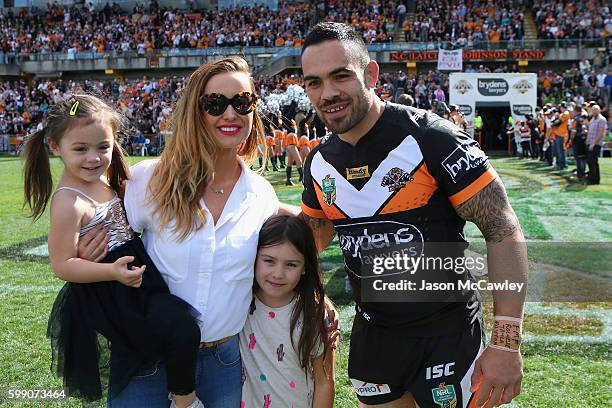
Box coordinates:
[553,137,566,168]
[108,335,242,408]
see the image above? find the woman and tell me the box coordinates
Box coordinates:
[82,57,279,407]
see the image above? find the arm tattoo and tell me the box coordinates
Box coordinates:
[455,178,519,243]
[303,214,331,230]
[303,214,336,250]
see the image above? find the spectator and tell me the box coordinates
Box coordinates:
[586,105,606,184]
[397,93,414,106]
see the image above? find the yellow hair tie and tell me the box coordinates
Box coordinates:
[69,101,79,116]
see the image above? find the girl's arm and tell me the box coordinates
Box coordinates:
[48,192,144,286]
[312,334,338,408]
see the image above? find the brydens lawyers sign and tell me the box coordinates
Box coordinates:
[449,73,537,137]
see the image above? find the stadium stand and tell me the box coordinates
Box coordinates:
[401,0,525,47]
[532,0,611,40]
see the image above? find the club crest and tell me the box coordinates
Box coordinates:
[381,167,413,192]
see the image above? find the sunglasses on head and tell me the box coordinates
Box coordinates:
[200,92,258,116]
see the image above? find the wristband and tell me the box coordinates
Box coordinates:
[490,316,522,352]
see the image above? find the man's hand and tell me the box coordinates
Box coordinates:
[471,347,523,408]
[77,224,108,261]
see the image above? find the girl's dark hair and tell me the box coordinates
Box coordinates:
[23,94,130,220]
[257,215,330,374]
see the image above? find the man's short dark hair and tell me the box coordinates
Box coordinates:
[302,22,369,68]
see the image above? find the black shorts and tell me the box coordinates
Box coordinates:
[348,312,485,407]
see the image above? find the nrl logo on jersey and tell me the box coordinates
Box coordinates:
[381,167,414,192]
[431,383,457,408]
[321,174,336,206]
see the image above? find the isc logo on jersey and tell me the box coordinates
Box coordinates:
[441,141,487,183]
[350,379,392,396]
[426,362,455,380]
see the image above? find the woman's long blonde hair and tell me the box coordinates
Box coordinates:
[148,56,265,241]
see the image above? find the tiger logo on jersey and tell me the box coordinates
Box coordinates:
[321,174,336,206]
[381,167,414,192]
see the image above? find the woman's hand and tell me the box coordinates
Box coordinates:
[77,224,108,262]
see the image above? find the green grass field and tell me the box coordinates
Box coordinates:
[0,155,610,407]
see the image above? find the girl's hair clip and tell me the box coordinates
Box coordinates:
[69,101,79,116]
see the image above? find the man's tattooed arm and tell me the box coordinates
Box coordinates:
[302,214,336,253]
[454,178,521,243]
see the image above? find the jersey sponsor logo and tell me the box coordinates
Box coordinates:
[346,165,370,180]
[477,78,508,96]
[441,142,487,183]
[426,362,456,380]
[350,379,392,396]
[381,167,414,192]
[321,174,336,206]
[431,383,457,408]
[337,221,424,277]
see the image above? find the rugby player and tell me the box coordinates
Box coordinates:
[299,22,528,408]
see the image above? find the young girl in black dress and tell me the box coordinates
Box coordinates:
[23,94,203,408]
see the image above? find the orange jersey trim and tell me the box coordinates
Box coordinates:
[379,162,438,214]
[448,167,498,206]
[300,202,326,219]
[298,136,309,147]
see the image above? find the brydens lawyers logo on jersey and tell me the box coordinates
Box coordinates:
[441,141,487,183]
[381,167,414,192]
[337,221,424,277]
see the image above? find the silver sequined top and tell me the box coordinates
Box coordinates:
[55,187,135,251]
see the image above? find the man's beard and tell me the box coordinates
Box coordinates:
[318,90,370,134]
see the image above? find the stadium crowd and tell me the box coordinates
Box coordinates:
[0,0,401,58]
[2,0,611,59]
[533,0,612,40]
[0,76,186,154]
[2,63,609,143]
[402,0,526,46]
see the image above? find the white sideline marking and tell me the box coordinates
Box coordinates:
[0,284,60,293]
[23,243,49,257]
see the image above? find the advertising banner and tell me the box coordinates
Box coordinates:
[449,73,537,137]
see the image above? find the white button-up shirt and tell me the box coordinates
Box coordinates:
[124,159,278,342]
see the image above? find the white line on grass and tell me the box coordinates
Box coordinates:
[0,284,60,293]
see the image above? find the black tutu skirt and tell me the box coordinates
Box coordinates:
[47,237,200,402]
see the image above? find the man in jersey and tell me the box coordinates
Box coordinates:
[299,22,527,408]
